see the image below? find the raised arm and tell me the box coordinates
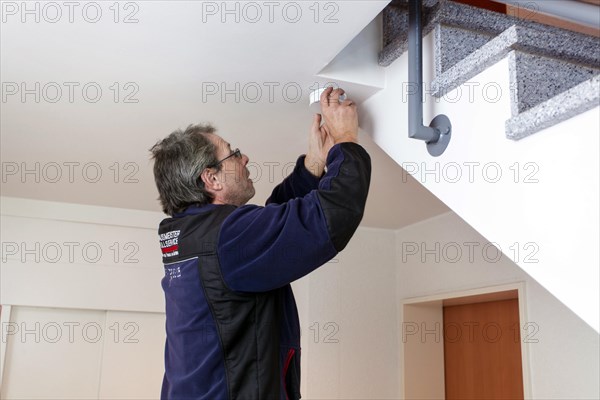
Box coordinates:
[265,155,320,205]
[266,113,334,205]
[218,142,371,292]
[218,87,370,292]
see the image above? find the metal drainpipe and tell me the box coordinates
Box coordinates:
[408,0,452,157]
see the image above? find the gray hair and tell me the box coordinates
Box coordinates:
[150,123,221,216]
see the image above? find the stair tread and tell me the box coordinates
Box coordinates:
[381,0,600,68]
[436,25,494,76]
[381,0,600,140]
[509,51,599,115]
[432,24,600,96]
[505,75,600,140]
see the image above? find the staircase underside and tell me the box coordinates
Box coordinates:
[380,0,600,140]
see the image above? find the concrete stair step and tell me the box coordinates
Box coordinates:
[509,51,598,115]
[435,24,494,76]
[380,0,600,140]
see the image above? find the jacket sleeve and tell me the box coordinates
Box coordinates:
[217,143,371,292]
[265,155,321,205]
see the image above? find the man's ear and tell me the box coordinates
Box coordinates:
[200,168,222,193]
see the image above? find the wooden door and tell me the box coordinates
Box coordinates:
[443,299,524,400]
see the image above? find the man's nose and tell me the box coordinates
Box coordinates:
[242,153,249,165]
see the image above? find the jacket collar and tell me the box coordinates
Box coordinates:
[173,203,221,218]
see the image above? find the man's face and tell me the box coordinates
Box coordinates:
[206,133,255,206]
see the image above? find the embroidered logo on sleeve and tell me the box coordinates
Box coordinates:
[165,264,182,285]
[159,230,180,258]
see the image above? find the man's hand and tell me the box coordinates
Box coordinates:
[320,86,358,145]
[305,113,334,177]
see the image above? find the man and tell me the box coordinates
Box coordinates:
[150,87,371,399]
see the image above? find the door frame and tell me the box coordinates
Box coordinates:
[398,282,532,399]
[0,304,13,388]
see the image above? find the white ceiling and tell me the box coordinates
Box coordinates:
[1,0,448,229]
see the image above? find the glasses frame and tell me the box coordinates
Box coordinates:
[209,148,242,169]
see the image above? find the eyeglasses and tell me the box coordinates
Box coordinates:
[209,148,242,168]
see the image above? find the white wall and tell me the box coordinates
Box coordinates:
[0,197,166,399]
[360,30,600,332]
[1,306,165,399]
[395,212,600,399]
[2,193,599,399]
[297,227,399,399]
[0,197,399,399]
